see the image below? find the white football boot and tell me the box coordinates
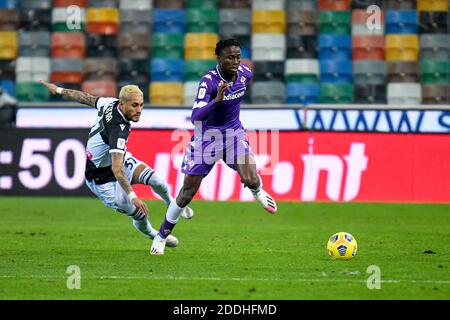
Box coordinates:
[181,206,194,219]
[150,233,167,255]
[255,189,277,214]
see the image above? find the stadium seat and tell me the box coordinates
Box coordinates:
[351,0,383,9]
[287,35,317,59]
[285,59,319,83]
[354,84,387,104]
[19,8,52,31]
[420,34,450,60]
[387,83,422,104]
[252,10,286,34]
[52,7,86,32]
[86,34,117,57]
[20,0,52,9]
[51,58,83,84]
[152,33,184,59]
[219,0,251,9]
[285,83,320,104]
[251,81,286,104]
[83,57,117,81]
[119,0,152,10]
[184,59,216,81]
[352,35,384,60]
[87,0,118,7]
[287,11,317,36]
[420,60,450,84]
[253,61,284,81]
[319,83,354,103]
[320,60,353,83]
[86,8,119,35]
[318,35,352,61]
[353,60,386,85]
[386,0,417,10]
[154,0,186,9]
[152,9,186,33]
[82,80,117,97]
[385,35,419,61]
[252,0,285,10]
[185,33,218,60]
[15,82,50,102]
[15,57,50,82]
[120,10,152,34]
[19,31,51,57]
[184,81,199,106]
[219,9,252,36]
[117,32,151,59]
[241,59,253,72]
[319,10,351,35]
[252,34,286,61]
[386,10,418,34]
[318,0,351,10]
[352,9,385,36]
[286,0,316,11]
[150,82,184,105]
[151,58,185,82]
[0,59,16,80]
[187,0,218,9]
[422,84,450,104]
[0,9,18,31]
[0,79,14,96]
[118,58,149,83]
[54,0,87,7]
[51,32,86,58]
[186,9,219,33]
[0,0,19,9]
[417,0,448,11]
[386,61,420,82]
[0,31,17,59]
[419,12,448,34]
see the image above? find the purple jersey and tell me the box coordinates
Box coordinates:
[191,64,253,132]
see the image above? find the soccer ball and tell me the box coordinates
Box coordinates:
[327,232,358,260]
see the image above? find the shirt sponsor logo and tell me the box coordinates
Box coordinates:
[223,90,245,101]
[117,138,126,149]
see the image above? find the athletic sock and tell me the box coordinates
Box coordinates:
[130,210,157,238]
[158,200,184,239]
[248,175,262,197]
[139,167,173,206]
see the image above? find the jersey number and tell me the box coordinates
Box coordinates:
[125,157,137,170]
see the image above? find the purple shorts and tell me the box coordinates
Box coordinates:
[181,128,253,176]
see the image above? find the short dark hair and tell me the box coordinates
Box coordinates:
[215,39,241,56]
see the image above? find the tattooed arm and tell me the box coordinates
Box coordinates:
[40,80,98,108]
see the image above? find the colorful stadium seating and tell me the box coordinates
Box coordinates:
[1,1,449,106]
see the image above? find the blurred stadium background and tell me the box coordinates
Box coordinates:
[0,0,449,300]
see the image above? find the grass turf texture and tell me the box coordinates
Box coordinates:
[0,197,449,300]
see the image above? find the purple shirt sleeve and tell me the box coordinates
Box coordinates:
[190,75,217,124]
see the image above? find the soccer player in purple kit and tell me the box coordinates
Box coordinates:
[150,39,278,255]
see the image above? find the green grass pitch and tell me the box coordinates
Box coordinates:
[0,197,449,300]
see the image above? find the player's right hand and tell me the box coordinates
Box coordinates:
[215,80,233,103]
[132,197,149,216]
[40,80,58,95]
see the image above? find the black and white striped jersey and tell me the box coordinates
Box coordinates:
[85,97,131,184]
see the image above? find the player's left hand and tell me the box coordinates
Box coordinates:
[131,197,149,216]
[40,80,58,95]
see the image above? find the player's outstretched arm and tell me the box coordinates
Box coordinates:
[40,80,98,108]
[111,152,149,216]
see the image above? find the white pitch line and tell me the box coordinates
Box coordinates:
[0,275,449,285]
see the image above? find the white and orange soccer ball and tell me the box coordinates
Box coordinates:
[327,232,358,260]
